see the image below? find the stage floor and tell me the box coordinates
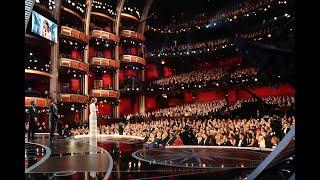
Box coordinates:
[25,135,287,180]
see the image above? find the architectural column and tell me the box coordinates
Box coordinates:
[114,0,125,119]
[50,0,61,99]
[83,0,93,123]
[49,0,61,131]
[113,69,120,118]
[136,0,153,115]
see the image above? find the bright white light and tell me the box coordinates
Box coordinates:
[274,17,277,20]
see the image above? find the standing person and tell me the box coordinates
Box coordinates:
[89,97,98,137]
[49,98,58,141]
[28,101,38,141]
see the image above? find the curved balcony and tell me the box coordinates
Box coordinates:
[90,57,120,69]
[121,55,146,66]
[60,26,89,44]
[25,97,51,108]
[121,13,139,22]
[25,69,52,78]
[56,93,89,104]
[91,11,114,22]
[59,58,88,73]
[90,89,120,98]
[121,30,145,42]
[91,30,119,43]
[61,6,84,22]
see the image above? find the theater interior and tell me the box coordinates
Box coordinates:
[24,0,295,179]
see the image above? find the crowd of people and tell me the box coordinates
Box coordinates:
[148,100,227,118]
[153,66,259,86]
[70,115,294,149]
[230,67,259,78]
[154,67,226,86]
[148,0,282,34]
[213,0,274,21]
[150,38,230,57]
[238,26,275,40]
[228,96,295,111]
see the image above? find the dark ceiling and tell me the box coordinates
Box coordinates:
[148,0,239,26]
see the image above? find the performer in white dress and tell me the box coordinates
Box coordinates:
[89,97,98,137]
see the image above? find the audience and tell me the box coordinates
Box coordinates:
[153,66,259,87]
[70,115,294,150]
[149,100,227,118]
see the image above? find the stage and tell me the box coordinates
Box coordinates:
[25,135,282,180]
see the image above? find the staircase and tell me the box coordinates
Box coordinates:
[25,0,36,32]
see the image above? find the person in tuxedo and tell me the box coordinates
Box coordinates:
[49,98,58,141]
[237,134,247,147]
[270,116,282,139]
[28,101,38,141]
[282,123,291,138]
[207,130,216,146]
[165,133,176,146]
[201,133,210,146]
[160,131,170,147]
[221,135,232,146]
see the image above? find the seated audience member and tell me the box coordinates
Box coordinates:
[62,124,71,138]
[271,136,280,149]
[172,134,184,146]
[237,134,246,147]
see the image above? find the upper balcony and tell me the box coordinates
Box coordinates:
[90,0,116,22]
[61,0,86,20]
[25,97,51,108]
[121,30,145,42]
[60,26,89,44]
[121,55,146,66]
[90,57,120,69]
[91,30,119,43]
[56,93,89,104]
[90,89,120,99]
[59,57,89,73]
[121,6,141,23]
[25,69,52,78]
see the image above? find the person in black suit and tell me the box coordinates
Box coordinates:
[221,135,232,146]
[28,101,38,141]
[49,98,58,141]
[237,134,247,147]
[282,123,291,138]
[165,133,176,146]
[160,131,170,147]
[271,116,282,139]
[201,134,211,146]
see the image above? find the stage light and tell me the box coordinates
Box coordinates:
[161,60,165,64]
[268,34,272,38]
[274,17,277,20]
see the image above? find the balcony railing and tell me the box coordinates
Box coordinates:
[56,93,89,103]
[121,55,146,66]
[59,58,88,73]
[90,57,120,69]
[121,12,139,22]
[25,97,51,108]
[91,30,119,43]
[60,26,89,44]
[121,30,145,42]
[90,89,120,98]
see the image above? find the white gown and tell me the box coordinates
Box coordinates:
[89,103,98,137]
